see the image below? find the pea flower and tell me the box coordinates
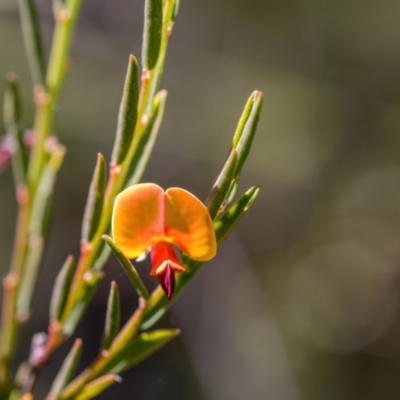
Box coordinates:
[112,183,217,299]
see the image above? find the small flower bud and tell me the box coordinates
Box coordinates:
[23,130,36,149]
[0,135,15,173]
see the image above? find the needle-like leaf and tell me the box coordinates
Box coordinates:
[214,186,260,243]
[111,55,140,165]
[49,255,75,322]
[232,90,263,176]
[108,329,180,374]
[205,149,238,220]
[126,90,167,187]
[63,271,104,336]
[102,282,120,351]
[103,235,149,300]
[74,375,121,400]
[172,0,180,21]
[3,73,23,126]
[3,73,28,183]
[48,338,82,398]
[142,0,164,70]
[81,153,107,242]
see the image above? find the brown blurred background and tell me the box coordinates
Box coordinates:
[2,0,400,399]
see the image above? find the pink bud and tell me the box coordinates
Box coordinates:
[0,136,15,173]
[23,130,36,148]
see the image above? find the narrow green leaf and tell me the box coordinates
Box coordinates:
[74,375,121,400]
[17,144,66,315]
[172,0,180,21]
[103,235,149,300]
[49,338,83,398]
[81,153,107,242]
[102,282,120,350]
[125,90,167,187]
[214,186,260,243]
[29,144,66,235]
[142,0,164,70]
[17,0,46,85]
[205,149,238,220]
[107,299,146,361]
[232,90,263,176]
[63,271,104,336]
[50,255,75,321]
[139,0,175,114]
[3,73,28,184]
[225,177,239,205]
[111,55,140,165]
[108,329,180,374]
[3,73,23,126]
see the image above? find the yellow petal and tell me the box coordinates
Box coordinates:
[112,183,164,259]
[165,188,216,260]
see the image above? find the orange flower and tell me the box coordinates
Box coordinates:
[112,183,217,299]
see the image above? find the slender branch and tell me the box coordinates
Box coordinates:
[0,186,30,390]
[10,186,31,278]
[28,0,83,191]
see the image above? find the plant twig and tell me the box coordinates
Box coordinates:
[28,0,83,190]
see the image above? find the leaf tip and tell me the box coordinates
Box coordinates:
[156,89,168,101]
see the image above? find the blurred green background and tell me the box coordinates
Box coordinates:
[2,0,400,399]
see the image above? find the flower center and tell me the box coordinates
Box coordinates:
[150,241,186,299]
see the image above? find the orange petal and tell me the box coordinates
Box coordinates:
[112,183,164,259]
[165,188,217,260]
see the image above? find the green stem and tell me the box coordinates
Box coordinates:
[0,273,18,390]
[27,86,52,191]
[47,1,83,100]
[0,186,30,390]
[28,0,83,191]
